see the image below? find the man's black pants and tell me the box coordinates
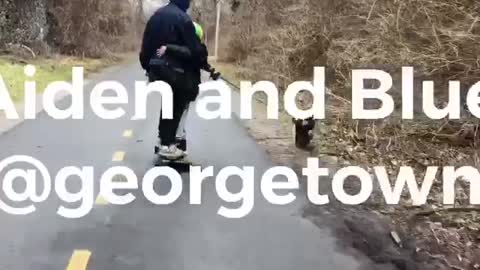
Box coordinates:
[148,72,190,146]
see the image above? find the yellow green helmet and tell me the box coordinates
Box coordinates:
[193,22,204,41]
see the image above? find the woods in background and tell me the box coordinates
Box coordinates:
[0,0,145,57]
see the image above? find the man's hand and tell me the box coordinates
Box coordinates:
[211,71,221,80]
[209,68,221,80]
[156,46,167,57]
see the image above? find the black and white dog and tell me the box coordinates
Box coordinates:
[292,116,316,149]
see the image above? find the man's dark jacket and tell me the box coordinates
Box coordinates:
[139,0,203,75]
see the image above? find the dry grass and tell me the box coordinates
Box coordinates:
[225,0,330,88]
[0,54,120,101]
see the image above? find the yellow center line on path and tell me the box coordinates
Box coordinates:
[95,195,109,205]
[65,250,92,270]
[123,130,133,138]
[112,151,125,162]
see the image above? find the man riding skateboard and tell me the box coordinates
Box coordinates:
[139,0,207,160]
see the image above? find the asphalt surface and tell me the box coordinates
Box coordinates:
[0,63,364,270]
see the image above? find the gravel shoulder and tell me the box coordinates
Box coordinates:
[240,93,463,270]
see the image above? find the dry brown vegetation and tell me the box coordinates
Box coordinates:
[0,0,144,58]
[47,0,144,57]
[222,0,480,269]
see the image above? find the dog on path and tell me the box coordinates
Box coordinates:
[292,116,316,149]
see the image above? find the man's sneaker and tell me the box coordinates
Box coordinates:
[158,144,184,160]
[154,138,162,154]
[175,137,187,152]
